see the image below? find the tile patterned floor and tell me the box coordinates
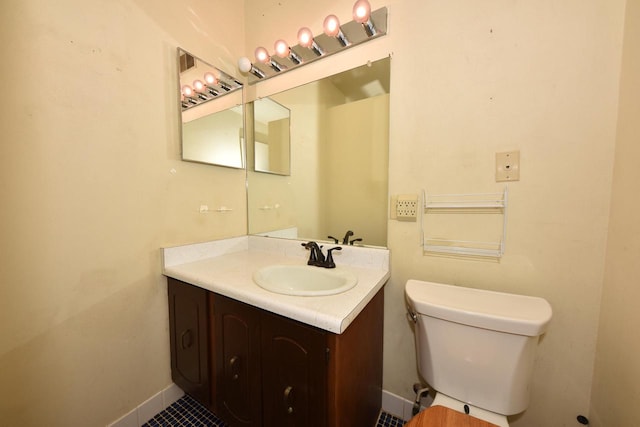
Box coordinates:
[376,410,407,426]
[142,394,406,427]
[142,394,228,427]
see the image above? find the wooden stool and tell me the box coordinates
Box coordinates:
[405,406,500,427]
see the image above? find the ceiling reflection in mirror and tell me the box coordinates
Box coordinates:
[178,48,245,168]
[248,57,390,247]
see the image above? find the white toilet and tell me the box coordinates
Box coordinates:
[405,279,552,427]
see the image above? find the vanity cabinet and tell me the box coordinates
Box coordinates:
[167,277,384,427]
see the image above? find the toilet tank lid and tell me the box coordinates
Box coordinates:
[405,280,552,336]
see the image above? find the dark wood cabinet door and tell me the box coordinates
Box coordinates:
[168,278,210,407]
[214,294,262,426]
[260,312,327,427]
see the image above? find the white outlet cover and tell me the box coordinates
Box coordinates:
[496,151,520,182]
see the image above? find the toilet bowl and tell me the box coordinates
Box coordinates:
[405,280,552,427]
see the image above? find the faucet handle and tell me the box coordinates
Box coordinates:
[327,235,339,244]
[324,246,342,268]
[302,241,325,265]
[302,242,318,264]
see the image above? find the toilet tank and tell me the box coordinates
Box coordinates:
[405,280,552,416]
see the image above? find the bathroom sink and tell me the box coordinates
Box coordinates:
[253,265,358,296]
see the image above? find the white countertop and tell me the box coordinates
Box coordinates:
[162,235,390,334]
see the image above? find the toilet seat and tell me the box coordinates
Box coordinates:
[405,406,500,427]
[429,393,508,427]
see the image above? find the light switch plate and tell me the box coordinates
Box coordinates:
[496,151,520,182]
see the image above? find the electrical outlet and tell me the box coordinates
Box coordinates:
[397,194,418,220]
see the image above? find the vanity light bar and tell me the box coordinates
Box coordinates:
[180,68,243,111]
[237,0,387,85]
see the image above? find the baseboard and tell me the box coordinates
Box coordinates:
[107,383,184,427]
[381,388,433,421]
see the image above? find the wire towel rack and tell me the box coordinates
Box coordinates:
[421,187,508,258]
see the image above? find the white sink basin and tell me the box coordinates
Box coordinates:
[253,265,358,296]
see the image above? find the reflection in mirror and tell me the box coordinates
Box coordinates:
[248,57,390,247]
[253,98,291,175]
[177,48,245,168]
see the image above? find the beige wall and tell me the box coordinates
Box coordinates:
[0,0,246,425]
[387,2,624,426]
[1,0,635,426]
[245,0,626,426]
[590,1,640,425]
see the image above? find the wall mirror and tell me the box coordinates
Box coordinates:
[177,48,245,168]
[247,57,390,247]
[252,98,291,175]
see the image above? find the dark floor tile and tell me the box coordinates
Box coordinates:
[376,410,407,426]
[142,394,406,427]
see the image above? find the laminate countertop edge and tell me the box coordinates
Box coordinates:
[162,238,390,334]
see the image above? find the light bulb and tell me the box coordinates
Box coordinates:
[274,39,290,58]
[323,15,341,37]
[203,72,217,85]
[353,0,376,36]
[181,85,194,97]
[238,57,253,73]
[297,27,314,48]
[352,0,372,23]
[255,46,270,64]
[237,56,266,79]
[192,79,205,92]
